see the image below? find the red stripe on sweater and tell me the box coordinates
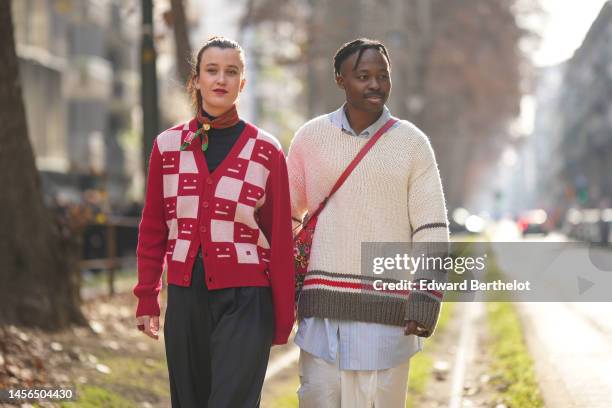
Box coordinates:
[303,278,410,296]
[303,277,443,299]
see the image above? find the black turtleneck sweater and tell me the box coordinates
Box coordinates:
[200,110,246,173]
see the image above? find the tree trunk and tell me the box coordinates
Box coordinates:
[170,0,193,85]
[0,2,86,329]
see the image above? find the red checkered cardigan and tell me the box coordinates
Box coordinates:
[134,118,295,345]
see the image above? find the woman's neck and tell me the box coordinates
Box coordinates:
[201,103,234,118]
[201,108,217,120]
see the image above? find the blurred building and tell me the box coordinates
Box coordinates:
[530,64,566,218]
[522,1,612,226]
[12,0,140,207]
[556,1,612,210]
[12,0,195,208]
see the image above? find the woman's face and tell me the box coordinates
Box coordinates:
[196,47,246,116]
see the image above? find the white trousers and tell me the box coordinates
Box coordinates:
[297,350,411,408]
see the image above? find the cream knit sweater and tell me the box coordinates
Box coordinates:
[287,114,450,336]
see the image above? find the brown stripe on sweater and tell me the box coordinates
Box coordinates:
[412,222,448,236]
[298,289,408,326]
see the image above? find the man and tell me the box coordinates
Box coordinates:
[287,38,449,407]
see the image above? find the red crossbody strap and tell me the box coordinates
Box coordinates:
[310,118,398,219]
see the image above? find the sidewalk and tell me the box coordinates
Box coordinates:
[519,302,612,408]
[489,226,612,407]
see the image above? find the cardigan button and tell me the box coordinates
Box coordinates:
[206,177,213,184]
[202,201,209,208]
[189,250,196,258]
[183,275,190,282]
[200,226,207,233]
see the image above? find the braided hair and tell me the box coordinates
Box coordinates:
[333,38,391,76]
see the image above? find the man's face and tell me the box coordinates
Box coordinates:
[336,48,391,113]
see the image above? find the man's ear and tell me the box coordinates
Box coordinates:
[335,74,344,89]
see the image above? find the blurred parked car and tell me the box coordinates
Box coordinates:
[517,209,549,236]
[564,208,611,246]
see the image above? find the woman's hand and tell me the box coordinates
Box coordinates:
[137,315,160,340]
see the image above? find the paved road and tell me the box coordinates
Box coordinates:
[490,223,612,407]
[519,302,612,408]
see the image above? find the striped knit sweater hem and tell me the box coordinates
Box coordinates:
[297,270,444,329]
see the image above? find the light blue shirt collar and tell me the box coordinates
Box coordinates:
[328,103,393,138]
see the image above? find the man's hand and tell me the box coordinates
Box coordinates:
[404,320,428,337]
[137,315,160,340]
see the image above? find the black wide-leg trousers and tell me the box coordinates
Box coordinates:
[164,253,275,408]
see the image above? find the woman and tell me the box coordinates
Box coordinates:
[133,36,295,407]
